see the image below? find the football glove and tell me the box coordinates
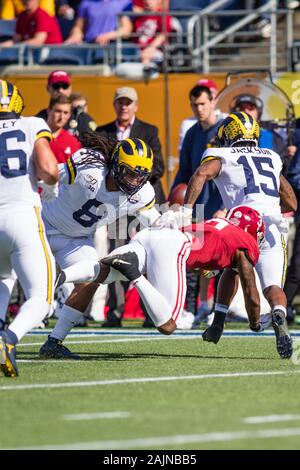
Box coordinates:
[38,181,59,201]
[153,206,193,229]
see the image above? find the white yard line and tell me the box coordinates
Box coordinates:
[9,426,300,450]
[0,369,299,392]
[18,336,184,348]
[244,414,300,424]
[63,412,131,421]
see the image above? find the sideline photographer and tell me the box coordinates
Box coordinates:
[67,92,97,138]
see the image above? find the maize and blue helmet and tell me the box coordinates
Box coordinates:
[216,111,260,147]
[111,138,153,195]
[0,79,24,118]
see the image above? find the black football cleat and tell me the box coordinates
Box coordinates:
[0,333,18,377]
[101,252,141,282]
[272,310,293,359]
[202,325,224,344]
[39,336,81,360]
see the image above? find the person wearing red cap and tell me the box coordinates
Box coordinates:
[36,70,72,122]
[36,69,97,138]
[0,0,62,47]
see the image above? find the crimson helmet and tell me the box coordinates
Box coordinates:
[226,205,265,247]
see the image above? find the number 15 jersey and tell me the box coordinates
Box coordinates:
[201,146,282,221]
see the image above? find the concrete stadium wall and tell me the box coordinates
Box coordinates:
[5,72,300,195]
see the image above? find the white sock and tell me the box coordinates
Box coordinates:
[63,261,100,283]
[51,305,84,341]
[273,305,287,316]
[134,276,172,327]
[9,297,50,341]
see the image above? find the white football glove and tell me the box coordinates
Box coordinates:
[38,181,59,201]
[153,206,193,229]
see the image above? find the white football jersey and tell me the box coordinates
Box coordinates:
[0,116,52,208]
[201,146,282,221]
[42,149,158,238]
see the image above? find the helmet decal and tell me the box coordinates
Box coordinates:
[216,112,260,147]
[0,79,24,116]
[111,138,153,195]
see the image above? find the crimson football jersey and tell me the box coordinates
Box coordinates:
[183,218,259,271]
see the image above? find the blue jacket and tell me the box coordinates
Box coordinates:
[173,120,224,219]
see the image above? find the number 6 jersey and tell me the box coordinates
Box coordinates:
[201,146,282,222]
[0,116,52,208]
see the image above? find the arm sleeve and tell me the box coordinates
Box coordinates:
[59,156,77,184]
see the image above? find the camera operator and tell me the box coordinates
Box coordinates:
[36,70,97,138]
[67,92,97,138]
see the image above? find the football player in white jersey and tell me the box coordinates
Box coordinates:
[0,79,58,377]
[39,133,161,358]
[183,111,297,358]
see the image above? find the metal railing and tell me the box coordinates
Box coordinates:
[0,3,296,74]
[188,0,294,73]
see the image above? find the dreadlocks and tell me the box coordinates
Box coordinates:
[77,131,119,167]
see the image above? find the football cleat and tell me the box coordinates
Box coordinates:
[0,333,18,377]
[271,310,293,359]
[176,310,194,330]
[202,325,224,344]
[54,266,66,290]
[39,336,81,360]
[101,252,141,282]
[192,305,212,329]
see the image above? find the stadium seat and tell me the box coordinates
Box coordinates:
[0,46,23,65]
[0,19,16,42]
[38,46,92,65]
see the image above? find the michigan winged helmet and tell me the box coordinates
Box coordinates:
[0,79,24,117]
[216,111,260,147]
[111,138,153,195]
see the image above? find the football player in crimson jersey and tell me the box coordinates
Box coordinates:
[39,206,264,360]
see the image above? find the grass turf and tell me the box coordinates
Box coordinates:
[1,330,300,450]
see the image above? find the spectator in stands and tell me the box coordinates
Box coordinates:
[128,0,172,64]
[172,84,225,328]
[64,0,132,45]
[47,94,81,163]
[55,1,81,39]
[36,70,97,137]
[56,0,80,19]
[96,86,165,327]
[0,0,62,46]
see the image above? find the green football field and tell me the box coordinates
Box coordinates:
[1,325,300,450]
